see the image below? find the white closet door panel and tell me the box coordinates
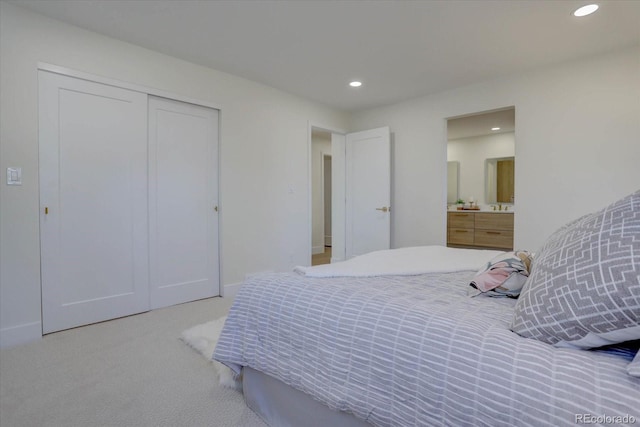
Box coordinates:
[148,97,219,309]
[39,71,149,334]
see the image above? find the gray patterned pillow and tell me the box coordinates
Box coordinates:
[510,190,640,349]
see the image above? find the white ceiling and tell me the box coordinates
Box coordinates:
[9,0,640,112]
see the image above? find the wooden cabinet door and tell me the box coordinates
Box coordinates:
[496,159,514,203]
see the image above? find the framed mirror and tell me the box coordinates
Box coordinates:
[485,156,514,204]
[447,107,515,207]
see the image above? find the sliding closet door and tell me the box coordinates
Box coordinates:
[148,96,219,309]
[39,71,149,334]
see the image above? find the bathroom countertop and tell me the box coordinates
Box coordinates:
[448,209,514,213]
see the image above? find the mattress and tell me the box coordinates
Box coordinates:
[214,270,640,426]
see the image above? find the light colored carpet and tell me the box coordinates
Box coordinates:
[0,297,268,427]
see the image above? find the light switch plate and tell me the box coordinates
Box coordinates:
[7,167,22,185]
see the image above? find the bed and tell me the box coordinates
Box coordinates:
[214,191,640,426]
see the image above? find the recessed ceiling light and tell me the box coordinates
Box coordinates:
[573,4,599,17]
[349,81,362,88]
[491,127,501,131]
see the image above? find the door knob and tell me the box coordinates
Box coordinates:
[376,207,389,213]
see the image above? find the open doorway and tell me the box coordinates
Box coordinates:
[311,129,332,265]
[446,107,515,251]
[308,124,390,266]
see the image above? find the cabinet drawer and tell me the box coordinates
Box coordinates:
[474,230,513,249]
[448,228,474,245]
[448,212,474,228]
[475,213,514,230]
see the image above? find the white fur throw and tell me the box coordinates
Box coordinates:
[180,316,241,391]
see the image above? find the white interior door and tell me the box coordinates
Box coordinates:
[345,127,391,258]
[39,71,149,334]
[148,97,219,309]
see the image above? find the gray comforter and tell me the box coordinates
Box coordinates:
[214,271,640,426]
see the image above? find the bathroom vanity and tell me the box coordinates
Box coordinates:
[447,211,514,250]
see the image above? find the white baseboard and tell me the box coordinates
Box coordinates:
[0,321,42,349]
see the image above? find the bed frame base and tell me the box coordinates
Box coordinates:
[243,367,372,427]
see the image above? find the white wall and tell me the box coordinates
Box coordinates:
[311,132,332,254]
[0,3,349,347]
[351,47,640,252]
[447,132,515,207]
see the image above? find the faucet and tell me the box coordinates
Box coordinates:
[498,204,503,211]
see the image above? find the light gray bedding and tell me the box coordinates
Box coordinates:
[214,271,640,426]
